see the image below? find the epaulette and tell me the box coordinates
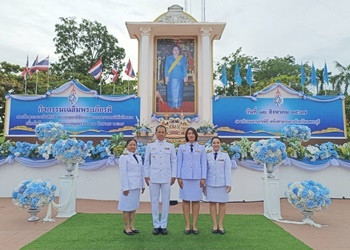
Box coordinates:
[122,152,128,155]
[206,149,212,153]
[149,139,155,143]
[221,150,227,153]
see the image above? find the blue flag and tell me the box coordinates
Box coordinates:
[323,63,329,84]
[234,63,242,86]
[311,63,317,86]
[300,63,306,86]
[246,65,253,86]
[220,64,228,87]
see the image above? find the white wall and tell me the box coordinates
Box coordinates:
[1,163,349,201]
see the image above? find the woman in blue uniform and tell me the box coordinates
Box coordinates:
[177,127,207,234]
[118,139,145,235]
[164,45,188,109]
[204,137,232,234]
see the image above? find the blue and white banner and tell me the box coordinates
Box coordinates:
[213,82,346,138]
[5,80,140,137]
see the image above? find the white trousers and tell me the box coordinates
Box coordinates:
[149,182,171,228]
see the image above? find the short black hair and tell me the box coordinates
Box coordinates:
[211,136,221,143]
[125,139,137,148]
[185,127,198,142]
[156,125,167,133]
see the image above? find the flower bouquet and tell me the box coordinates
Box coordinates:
[336,142,350,160]
[134,117,152,137]
[197,121,217,135]
[285,180,331,227]
[228,138,254,160]
[110,133,126,157]
[12,179,56,221]
[52,138,93,175]
[251,138,287,178]
[9,141,41,159]
[91,139,112,160]
[0,140,15,159]
[35,122,66,142]
[280,125,311,142]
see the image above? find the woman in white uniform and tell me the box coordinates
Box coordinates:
[177,127,207,234]
[204,137,232,234]
[118,139,145,235]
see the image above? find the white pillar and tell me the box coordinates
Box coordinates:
[56,175,77,218]
[199,27,213,122]
[263,177,282,220]
[139,27,151,123]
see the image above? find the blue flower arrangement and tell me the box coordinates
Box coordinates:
[304,142,339,162]
[0,140,15,158]
[285,180,331,212]
[197,121,217,134]
[280,125,311,142]
[251,138,287,165]
[12,180,56,210]
[52,138,93,165]
[35,122,66,142]
[91,139,111,160]
[9,141,41,159]
[136,141,147,163]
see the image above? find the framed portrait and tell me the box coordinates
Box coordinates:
[154,37,196,115]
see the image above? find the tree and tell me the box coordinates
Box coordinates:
[332,61,350,95]
[52,17,126,92]
[214,48,313,96]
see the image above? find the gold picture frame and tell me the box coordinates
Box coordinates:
[154,37,197,115]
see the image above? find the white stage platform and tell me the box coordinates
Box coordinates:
[1,162,349,201]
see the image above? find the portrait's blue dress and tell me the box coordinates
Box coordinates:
[164,55,187,109]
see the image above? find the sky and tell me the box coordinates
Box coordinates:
[1,0,350,77]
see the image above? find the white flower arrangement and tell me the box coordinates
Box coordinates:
[251,138,287,165]
[285,180,331,212]
[12,180,56,210]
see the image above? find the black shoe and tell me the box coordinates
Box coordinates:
[160,228,168,235]
[124,230,134,235]
[212,229,218,234]
[218,229,225,234]
[132,229,140,234]
[184,229,191,234]
[153,228,160,235]
[192,229,199,235]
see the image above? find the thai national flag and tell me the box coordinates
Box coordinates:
[21,55,29,80]
[125,59,135,78]
[29,55,38,74]
[31,56,50,71]
[88,59,103,80]
[112,63,118,82]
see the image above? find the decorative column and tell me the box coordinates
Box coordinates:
[263,177,282,220]
[56,175,77,218]
[139,27,151,122]
[200,27,213,122]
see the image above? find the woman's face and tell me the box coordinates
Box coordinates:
[212,138,221,152]
[187,130,196,143]
[127,140,137,153]
[172,46,179,56]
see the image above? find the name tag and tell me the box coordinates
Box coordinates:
[164,147,170,150]
[195,150,201,153]
[218,159,224,161]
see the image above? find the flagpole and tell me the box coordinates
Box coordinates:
[24,78,27,95]
[128,76,130,94]
[99,78,102,95]
[250,85,251,96]
[113,80,115,95]
[47,69,50,91]
[35,70,38,95]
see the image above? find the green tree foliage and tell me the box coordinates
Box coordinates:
[332,61,350,95]
[52,17,126,92]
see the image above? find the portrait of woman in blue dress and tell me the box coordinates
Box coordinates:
[164,45,188,109]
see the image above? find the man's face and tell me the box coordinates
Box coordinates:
[156,127,166,141]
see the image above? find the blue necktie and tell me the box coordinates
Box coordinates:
[190,144,193,153]
[133,154,139,163]
[214,152,218,160]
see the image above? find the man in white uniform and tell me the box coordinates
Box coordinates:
[144,125,177,235]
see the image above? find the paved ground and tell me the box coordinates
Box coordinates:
[1,198,349,249]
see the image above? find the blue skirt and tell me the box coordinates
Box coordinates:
[167,78,184,108]
[117,189,141,212]
[206,186,228,203]
[180,179,202,201]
